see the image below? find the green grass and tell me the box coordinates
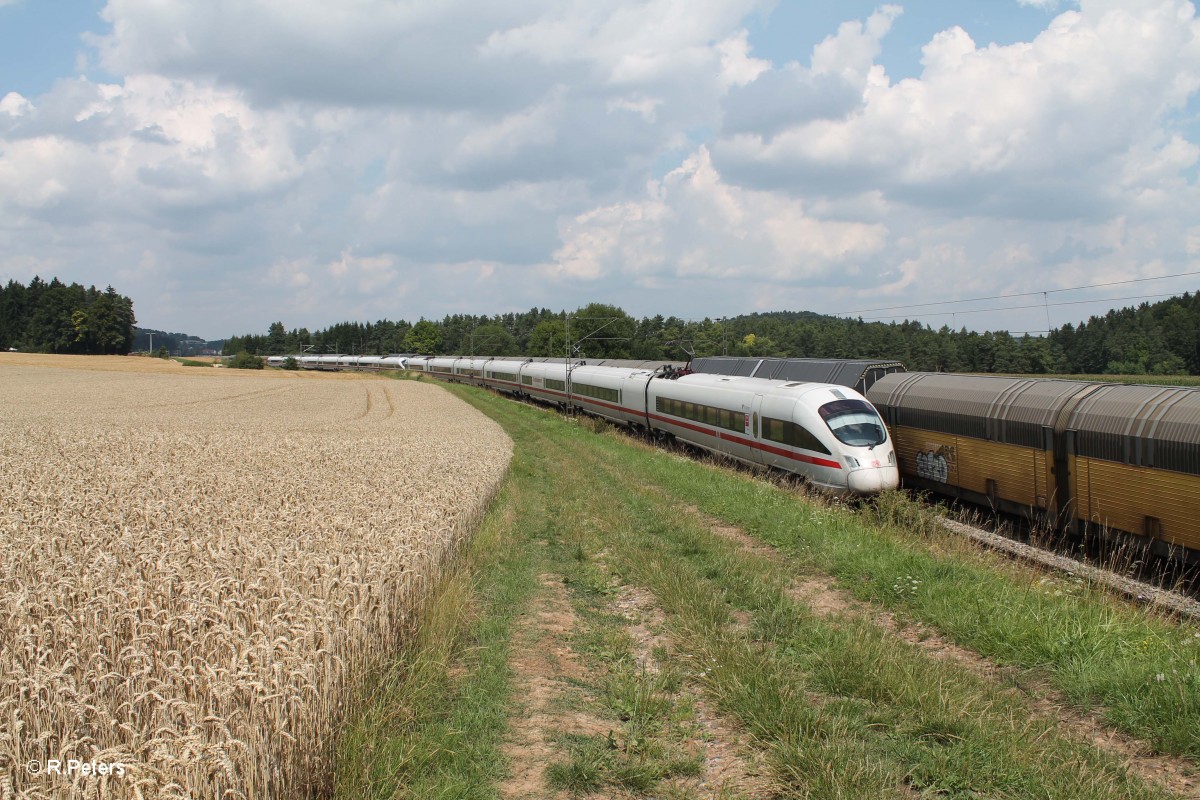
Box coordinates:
[543,538,705,796]
[634,459,1200,757]
[337,379,1198,798]
[334,474,538,799]
[546,443,1176,798]
[172,357,212,367]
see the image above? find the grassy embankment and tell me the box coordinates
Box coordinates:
[1011,373,1200,387]
[337,377,1200,799]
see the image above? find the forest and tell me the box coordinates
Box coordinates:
[224,292,1200,376]
[0,277,137,355]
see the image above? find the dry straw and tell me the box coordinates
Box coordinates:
[0,360,512,799]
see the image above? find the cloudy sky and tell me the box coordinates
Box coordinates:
[1,0,1198,340]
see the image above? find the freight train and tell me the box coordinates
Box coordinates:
[383,355,897,496]
[866,373,1200,563]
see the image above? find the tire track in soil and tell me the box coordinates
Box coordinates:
[381,383,395,418]
[682,505,1200,799]
[141,383,293,409]
[607,579,780,799]
[500,575,611,800]
[354,385,374,421]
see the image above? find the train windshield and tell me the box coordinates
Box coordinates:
[818,399,888,447]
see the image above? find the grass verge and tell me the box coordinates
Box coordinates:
[335,481,537,799]
[339,378,1198,798]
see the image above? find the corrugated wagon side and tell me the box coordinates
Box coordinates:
[868,372,1200,562]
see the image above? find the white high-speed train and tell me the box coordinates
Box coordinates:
[267,352,897,494]
[403,355,899,496]
[266,354,407,369]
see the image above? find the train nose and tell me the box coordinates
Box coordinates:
[847,465,900,494]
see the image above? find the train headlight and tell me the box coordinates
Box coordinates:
[888,451,895,465]
[844,455,860,469]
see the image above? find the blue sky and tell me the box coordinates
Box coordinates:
[0,2,107,95]
[746,1,1056,81]
[1,0,1198,340]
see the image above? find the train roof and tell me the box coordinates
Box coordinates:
[667,372,868,401]
[690,356,905,393]
[1066,384,1200,471]
[867,373,1200,466]
[586,359,684,370]
[439,356,684,369]
[866,373,1089,429]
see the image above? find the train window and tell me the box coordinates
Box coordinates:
[576,383,617,402]
[818,399,887,447]
[656,397,740,431]
[522,375,533,385]
[759,418,831,452]
[789,423,832,455]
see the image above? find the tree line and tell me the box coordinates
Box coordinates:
[224,293,1200,375]
[0,277,136,355]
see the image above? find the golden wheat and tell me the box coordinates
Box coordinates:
[0,362,512,799]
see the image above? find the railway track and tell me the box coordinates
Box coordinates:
[938,516,1200,619]
[604,407,1200,619]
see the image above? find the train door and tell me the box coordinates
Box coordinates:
[624,373,654,428]
[749,393,766,465]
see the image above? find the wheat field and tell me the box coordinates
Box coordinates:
[0,356,512,799]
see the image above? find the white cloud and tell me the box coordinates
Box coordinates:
[1186,225,1200,255]
[0,0,1197,339]
[548,147,888,285]
[327,250,397,295]
[715,0,1200,220]
[482,0,764,84]
[716,29,770,89]
[810,5,902,83]
[0,92,32,116]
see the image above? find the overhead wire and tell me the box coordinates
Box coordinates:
[856,291,1185,323]
[833,269,1200,317]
